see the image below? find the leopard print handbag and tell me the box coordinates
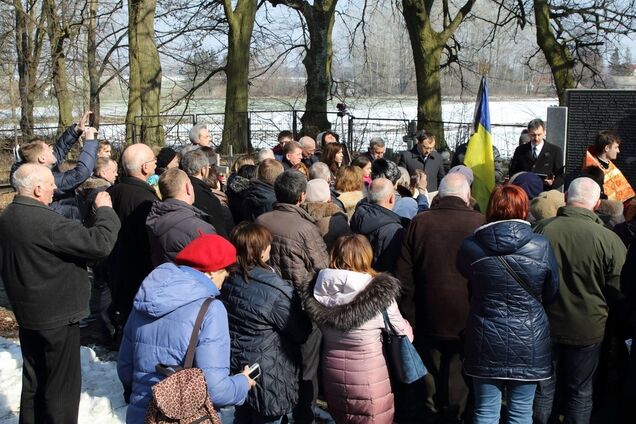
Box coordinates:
[145,298,222,424]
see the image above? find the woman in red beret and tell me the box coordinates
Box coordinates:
[117,234,256,423]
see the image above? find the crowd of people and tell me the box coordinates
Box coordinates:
[1,111,636,424]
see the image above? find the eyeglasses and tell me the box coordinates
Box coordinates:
[143,158,157,166]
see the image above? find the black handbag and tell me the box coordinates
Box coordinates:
[382,310,427,384]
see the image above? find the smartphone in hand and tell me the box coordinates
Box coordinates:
[248,363,261,380]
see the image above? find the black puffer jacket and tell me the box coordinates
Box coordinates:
[458,219,560,380]
[242,179,277,222]
[221,266,311,417]
[226,175,251,223]
[145,198,216,266]
[350,202,409,273]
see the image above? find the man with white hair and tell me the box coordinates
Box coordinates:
[395,172,485,422]
[0,164,119,424]
[258,148,275,162]
[189,122,212,147]
[533,177,626,423]
[299,136,319,167]
[362,136,386,161]
[107,143,160,335]
[350,178,409,273]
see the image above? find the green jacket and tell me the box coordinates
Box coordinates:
[534,206,626,345]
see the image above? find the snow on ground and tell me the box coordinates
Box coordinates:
[0,337,335,424]
[0,336,127,424]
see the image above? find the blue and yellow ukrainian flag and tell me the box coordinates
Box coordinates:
[463,77,495,211]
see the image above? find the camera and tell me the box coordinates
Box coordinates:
[336,103,348,117]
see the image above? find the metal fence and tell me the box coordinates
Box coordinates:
[1,109,528,159]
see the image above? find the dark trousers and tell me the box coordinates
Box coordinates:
[292,324,321,424]
[18,323,81,424]
[415,338,469,423]
[532,342,602,424]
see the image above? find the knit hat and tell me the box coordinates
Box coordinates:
[175,234,236,272]
[156,147,177,170]
[306,179,331,203]
[530,190,565,220]
[448,165,474,186]
[511,172,544,200]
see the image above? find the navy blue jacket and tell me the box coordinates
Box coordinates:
[242,179,277,222]
[458,219,559,381]
[350,202,409,273]
[222,267,311,417]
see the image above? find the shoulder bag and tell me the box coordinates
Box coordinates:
[382,310,427,384]
[145,297,222,424]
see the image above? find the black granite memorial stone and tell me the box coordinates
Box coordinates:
[565,89,636,189]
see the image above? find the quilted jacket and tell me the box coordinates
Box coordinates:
[256,203,329,287]
[301,269,413,424]
[458,219,560,381]
[145,198,216,266]
[221,266,311,417]
[117,263,249,423]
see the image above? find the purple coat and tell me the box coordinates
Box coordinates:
[302,269,412,424]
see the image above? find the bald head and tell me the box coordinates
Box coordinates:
[368,177,395,209]
[122,144,156,179]
[13,163,56,205]
[438,173,471,204]
[566,177,601,210]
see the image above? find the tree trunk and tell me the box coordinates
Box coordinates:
[300,1,336,139]
[220,0,257,154]
[533,0,574,106]
[127,0,162,146]
[402,0,475,151]
[14,0,45,137]
[87,0,100,127]
[125,0,141,145]
[43,0,73,131]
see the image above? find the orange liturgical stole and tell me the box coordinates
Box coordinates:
[584,149,635,202]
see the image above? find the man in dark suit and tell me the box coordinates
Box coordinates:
[361,136,386,162]
[509,119,564,190]
[398,130,445,192]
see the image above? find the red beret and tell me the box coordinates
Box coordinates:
[175,234,236,272]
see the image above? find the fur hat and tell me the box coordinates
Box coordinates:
[530,190,565,220]
[306,179,331,203]
[175,234,236,272]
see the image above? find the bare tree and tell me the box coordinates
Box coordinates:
[13,0,46,136]
[219,0,258,154]
[126,0,163,145]
[530,0,636,105]
[269,0,338,139]
[401,0,476,151]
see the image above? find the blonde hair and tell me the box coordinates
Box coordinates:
[329,234,377,276]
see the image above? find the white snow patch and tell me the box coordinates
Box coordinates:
[0,336,126,423]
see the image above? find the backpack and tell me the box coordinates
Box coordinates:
[145,298,222,424]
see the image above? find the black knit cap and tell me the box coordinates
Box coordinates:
[156,147,178,170]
